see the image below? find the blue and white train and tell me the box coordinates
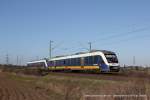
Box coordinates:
[27,50,120,72]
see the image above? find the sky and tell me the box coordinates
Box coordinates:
[0,0,150,66]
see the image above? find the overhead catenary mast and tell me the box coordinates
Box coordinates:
[16,56,19,65]
[6,54,9,65]
[133,56,136,66]
[88,42,92,52]
[49,40,53,59]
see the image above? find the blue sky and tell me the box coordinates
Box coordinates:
[0,0,150,66]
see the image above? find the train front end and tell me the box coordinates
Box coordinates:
[100,51,120,72]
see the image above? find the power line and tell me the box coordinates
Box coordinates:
[98,34,150,47]
[52,41,64,51]
[78,42,93,52]
[78,42,89,51]
[76,27,150,52]
[93,26,150,44]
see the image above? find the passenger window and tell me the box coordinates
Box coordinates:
[94,56,103,64]
[68,59,71,66]
[84,57,89,65]
[89,56,94,65]
[77,58,81,66]
[94,56,98,64]
[63,60,66,65]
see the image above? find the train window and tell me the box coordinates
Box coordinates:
[48,61,53,66]
[60,60,63,66]
[72,58,75,66]
[94,55,104,64]
[54,58,81,66]
[53,61,56,66]
[94,56,99,64]
[89,56,94,65]
[84,56,94,65]
[51,61,54,66]
[84,56,89,65]
[76,58,81,66]
[56,60,59,66]
[74,58,77,66]
[71,58,74,66]
[29,62,46,68]
[74,58,79,66]
[70,58,80,66]
[64,59,67,65]
[74,58,76,66]
[63,60,66,65]
[57,60,59,66]
[56,60,61,66]
[66,59,70,66]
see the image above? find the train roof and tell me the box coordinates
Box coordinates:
[50,50,115,61]
[26,50,116,64]
[27,60,47,64]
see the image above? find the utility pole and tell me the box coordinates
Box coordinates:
[6,54,9,65]
[88,42,92,52]
[133,56,135,66]
[49,40,53,59]
[19,56,23,65]
[17,56,19,65]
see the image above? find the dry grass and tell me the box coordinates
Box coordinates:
[1,66,150,100]
[26,73,150,100]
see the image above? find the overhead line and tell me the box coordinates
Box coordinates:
[93,26,150,44]
[98,34,150,47]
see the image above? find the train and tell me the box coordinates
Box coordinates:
[27,50,120,72]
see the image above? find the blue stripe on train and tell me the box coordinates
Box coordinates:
[100,64,110,72]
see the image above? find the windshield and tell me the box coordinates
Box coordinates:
[105,54,118,63]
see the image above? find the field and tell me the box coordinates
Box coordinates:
[0,65,150,100]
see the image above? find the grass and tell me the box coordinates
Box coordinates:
[6,72,149,100]
[1,66,150,100]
